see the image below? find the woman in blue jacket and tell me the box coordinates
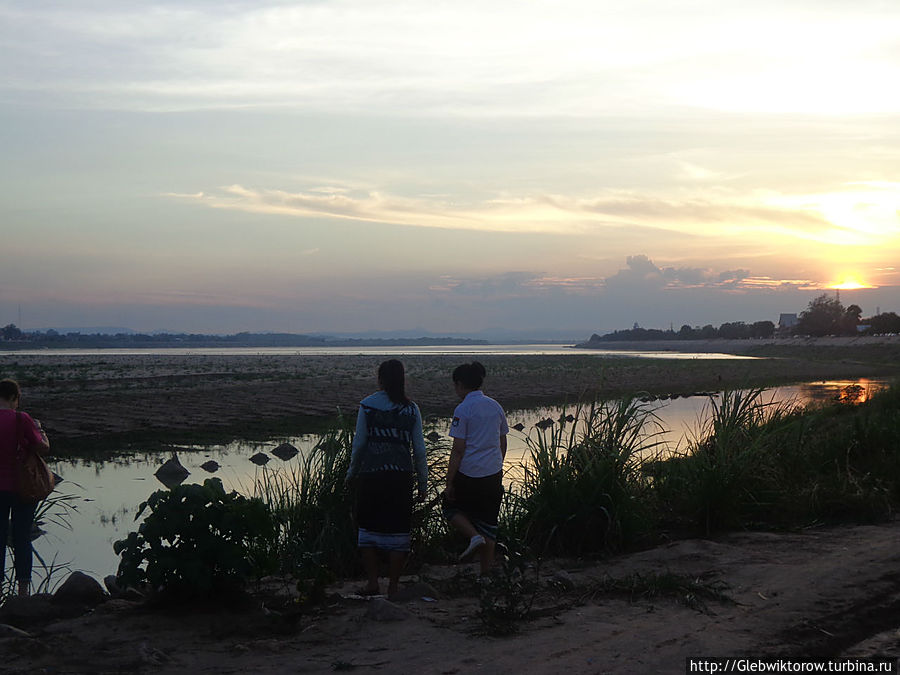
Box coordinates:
[346,360,427,598]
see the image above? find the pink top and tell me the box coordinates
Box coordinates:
[0,410,44,492]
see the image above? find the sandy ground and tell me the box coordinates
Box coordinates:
[1,521,898,674]
[2,345,897,446]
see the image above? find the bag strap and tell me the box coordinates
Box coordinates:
[14,411,30,458]
[14,411,23,460]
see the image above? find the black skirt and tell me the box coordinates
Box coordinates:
[356,471,414,534]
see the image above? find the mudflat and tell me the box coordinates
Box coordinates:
[2,342,898,446]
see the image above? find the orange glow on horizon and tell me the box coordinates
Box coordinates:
[830,276,874,290]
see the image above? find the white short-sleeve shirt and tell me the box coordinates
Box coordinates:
[449,390,509,478]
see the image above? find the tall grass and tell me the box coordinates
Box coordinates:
[251,421,456,578]
[508,399,664,557]
[252,423,357,578]
[657,383,900,533]
[656,389,794,533]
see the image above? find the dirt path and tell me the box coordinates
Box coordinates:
[3,522,898,674]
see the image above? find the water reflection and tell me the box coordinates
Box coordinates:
[37,377,890,583]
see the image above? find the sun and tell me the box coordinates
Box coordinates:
[830,277,872,290]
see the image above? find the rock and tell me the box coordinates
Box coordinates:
[364,598,412,621]
[249,452,270,466]
[54,571,108,606]
[200,460,220,472]
[511,423,525,432]
[271,443,299,461]
[425,431,442,442]
[154,454,190,488]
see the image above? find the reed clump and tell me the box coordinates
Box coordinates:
[656,383,900,533]
[251,423,356,578]
[506,399,663,557]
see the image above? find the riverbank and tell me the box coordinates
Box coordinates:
[2,346,898,449]
[3,520,898,673]
[576,334,900,356]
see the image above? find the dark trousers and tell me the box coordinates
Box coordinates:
[0,490,36,583]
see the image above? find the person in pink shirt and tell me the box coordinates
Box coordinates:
[0,379,50,598]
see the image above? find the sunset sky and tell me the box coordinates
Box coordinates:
[2,0,898,339]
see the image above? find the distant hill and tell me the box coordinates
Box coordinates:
[0,327,489,350]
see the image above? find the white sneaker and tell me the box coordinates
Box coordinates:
[459,535,486,560]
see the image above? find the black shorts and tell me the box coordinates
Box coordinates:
[442,471,503,540]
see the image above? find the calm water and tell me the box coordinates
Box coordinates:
[5,344,753,359]
[31,377,888,583]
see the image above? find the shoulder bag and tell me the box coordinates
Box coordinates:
[14,412,55,502]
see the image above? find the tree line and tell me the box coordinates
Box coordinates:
[0,326,487,348]
[588,294,900,342]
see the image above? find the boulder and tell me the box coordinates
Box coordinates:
[271,443,299,461]
[54,571,108,606]
[154,454,190,488]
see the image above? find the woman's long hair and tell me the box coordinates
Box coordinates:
[378,359,410,405]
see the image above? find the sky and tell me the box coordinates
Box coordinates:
[1,0,899,339]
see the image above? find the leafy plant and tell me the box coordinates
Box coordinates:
[477,539,539,635]
[114,478,275,599]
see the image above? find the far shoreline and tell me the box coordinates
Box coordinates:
[573,334,900,354]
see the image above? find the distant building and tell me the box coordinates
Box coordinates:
[778,313,798,335]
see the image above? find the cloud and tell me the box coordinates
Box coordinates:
[168,183,863,244]
[602,256,815,293]
[5,1,899,117]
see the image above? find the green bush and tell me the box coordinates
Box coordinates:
[114,478,276,599]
